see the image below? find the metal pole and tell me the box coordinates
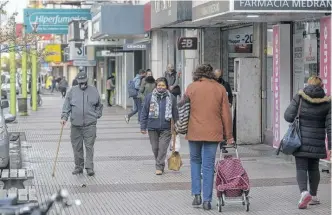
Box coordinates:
[31,39,37,111]
[9,41,16,116]
[22,33,27,99]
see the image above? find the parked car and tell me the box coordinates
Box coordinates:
[0,100,16,168]
[1,90,7,99]
[1,75,20,95]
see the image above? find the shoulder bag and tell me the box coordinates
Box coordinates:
[277,98,302,155]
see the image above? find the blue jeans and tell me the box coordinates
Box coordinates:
[189,141,218,202]
[128,98,142,122]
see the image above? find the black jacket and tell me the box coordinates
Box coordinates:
[284,85,331,159]
[217,77,233,105]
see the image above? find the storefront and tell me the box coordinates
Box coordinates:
[150,0,193,85]
[191,0,331,146]
[90,4,145,107]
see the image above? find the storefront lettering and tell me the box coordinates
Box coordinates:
[238,0,331,8]
[273,26,280,146]
[201,2,220,16]
[322,23,328,89]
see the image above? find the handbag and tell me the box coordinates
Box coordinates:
[277,98,302,155]
[168,119,183,171]
[175,94,190,134]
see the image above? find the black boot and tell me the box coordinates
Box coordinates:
[86,169,95,176]
[72,168,83,175]
[203,201,211,210]
[192,195,202,206]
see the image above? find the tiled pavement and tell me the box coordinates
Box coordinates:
[7,93,331,215]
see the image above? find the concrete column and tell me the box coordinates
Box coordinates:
[151,31,163,78]
[203,28,221,71]
[253,23,268,143]
[87,66,94,86]
[122,53,134,109]
[272,24,291,149]
[183,29,199,90]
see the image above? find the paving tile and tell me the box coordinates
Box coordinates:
[6,94,331,215]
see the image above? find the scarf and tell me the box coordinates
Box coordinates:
[149,88,172,121]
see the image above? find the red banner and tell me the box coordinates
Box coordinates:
[320,16,331,160]
[144,2,151,32]
[16,24,23,38]
[273,25,281,149]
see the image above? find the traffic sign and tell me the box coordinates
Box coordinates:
[177,37,198,50]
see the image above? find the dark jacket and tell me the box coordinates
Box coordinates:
[61,85,103,127]
[140,92,179,131]
[139,76,155,100]
[217,77,233,105]
[284,85,331,159]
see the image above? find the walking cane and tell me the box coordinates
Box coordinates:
[52,124,64,177]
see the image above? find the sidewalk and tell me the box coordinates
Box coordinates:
[8,94,331,215]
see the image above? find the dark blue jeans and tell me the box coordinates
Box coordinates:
[189,141,218,202]
[128,97,142,122]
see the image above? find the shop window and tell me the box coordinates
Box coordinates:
[228,26,253,53]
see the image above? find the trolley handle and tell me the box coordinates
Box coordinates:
[220,142,239,159]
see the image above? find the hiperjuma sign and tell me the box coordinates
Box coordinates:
[24,9,91,35]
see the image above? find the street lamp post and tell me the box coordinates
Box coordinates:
[31,22,38,111]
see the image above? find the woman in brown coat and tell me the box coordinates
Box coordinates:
[186,64,233,210]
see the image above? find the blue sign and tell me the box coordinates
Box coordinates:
[24,9,91,35]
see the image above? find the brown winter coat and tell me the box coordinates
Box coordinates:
[185,77,233,142]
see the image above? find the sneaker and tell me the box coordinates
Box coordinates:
[203,201,211,210]
[124,115,130,124]
[309,196,320,205]
[72,168,83,175]
[298,191,312,209]
[155,170,163,175]
[192,195,202,207]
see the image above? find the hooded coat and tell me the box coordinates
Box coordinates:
[139,76,156,100]
[284,85,331,159]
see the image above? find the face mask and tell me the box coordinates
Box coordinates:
[156,88,167,93]
[79,82,87,90]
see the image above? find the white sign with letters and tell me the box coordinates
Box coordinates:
[304,38,317,64]
[228,33,253,44]
[68,42,86,61]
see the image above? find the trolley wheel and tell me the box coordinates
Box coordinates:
[217,197,222,212]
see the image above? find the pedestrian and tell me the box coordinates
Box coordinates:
[164,64,181,98]
[185,64,233,210]
[51,77,56,93]
[139,69,155,101]
[284,75,331,209]
[106,76,115,106]
[124,69,146,124]
[60,71,103,176]
[59,76,68,98]
[214,69,233,153]
[140,77,179,175]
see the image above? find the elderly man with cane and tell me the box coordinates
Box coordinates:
[60,71,103,176]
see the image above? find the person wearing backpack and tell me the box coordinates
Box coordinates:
[125,69,146,124]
